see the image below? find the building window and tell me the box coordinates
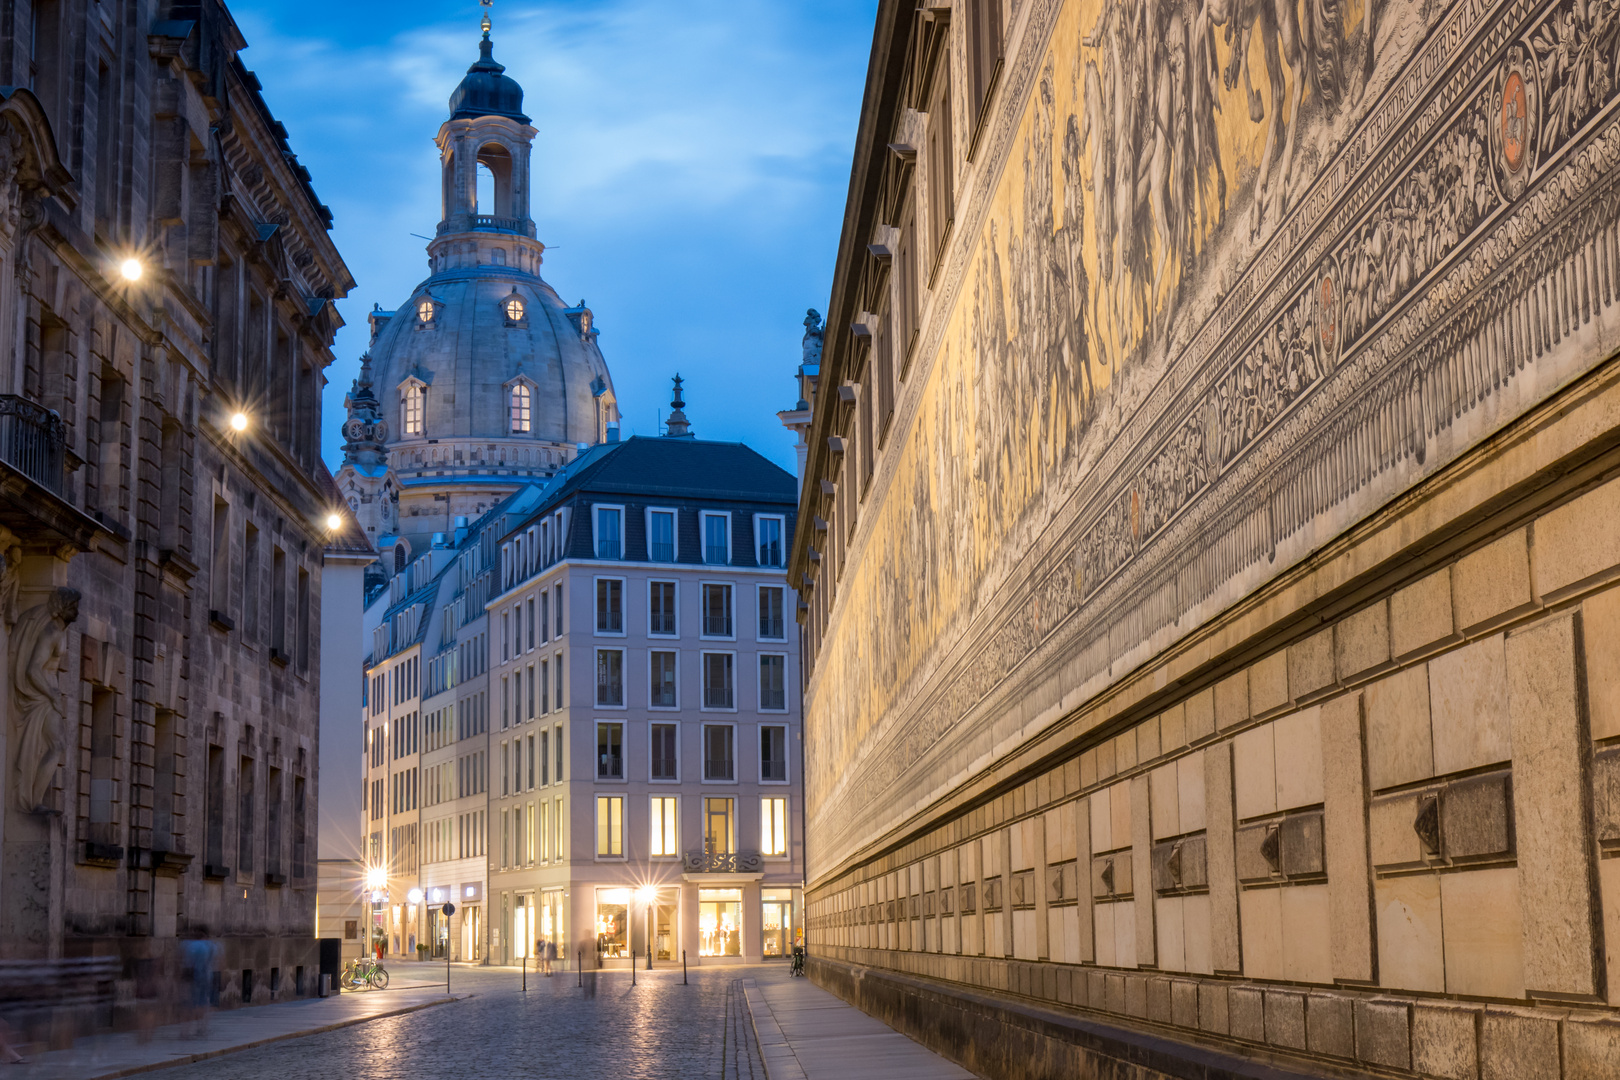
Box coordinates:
[966,0,1004,134]
[596,722,623,779]
[761,797,788,856]
[650,651,678,708]
[595,650,624,707]
[402,384,425,436]
[649,581,677,636]
[699,887,742,958]
[759,655,787,712]
[510,384,531,433]
[927,57,955,260]
[756,516,784,567]
[702,512,730,565]
[416,299,434,324]
[702,653,734,711]
[701,583,733,638]
[758,586,785,640]
[651,796,679,857]
[651,723,678,780]
[555,583,565,636]
[703,724,735,781]
[703,796,735,852]
[761,725,788,782]
[595,578,623,634]
[648,510,675,562]
[595,506,621,560]
[505,296,526,323]
[595,796,624,858]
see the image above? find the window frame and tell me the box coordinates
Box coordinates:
[757,652,789,714]
[700,721,738,784]
[699,650,737,713]
[594,794,625,860]
[647,579,679,638]
[756,585,787,642]
[753,514,786,568]
[508,382,533,434]
[650,794,681,858]
[699,511,731,566]
[760,795,790,858]
[648,649,680,711]
[400,380,426,437]
[645,506,678,563]
[649,720,681,783]
[595,720,626,782]
[592,504,625,561]
[759,723,790,784]
[594,647,627,710]
[699,581,735,641]
[593,575,626,637]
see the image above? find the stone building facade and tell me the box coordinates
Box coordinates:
[0,0,352,1007]
[792,0,1620,1076]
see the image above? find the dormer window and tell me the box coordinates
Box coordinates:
[402,384,425,436]
[510,384,531,433]
[417,299,434,324]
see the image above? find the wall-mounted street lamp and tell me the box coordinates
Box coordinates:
[229,412,249,432]
[326,512,344,531]
[119,258,143,282]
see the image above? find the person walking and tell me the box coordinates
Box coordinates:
[180,935,219,1038]
[545,938,557,977]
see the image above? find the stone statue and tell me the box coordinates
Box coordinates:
[802,309,824,367]
[10,587,78,814]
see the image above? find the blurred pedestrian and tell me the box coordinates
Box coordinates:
[544,938,557,977]
[180,935,219,1038]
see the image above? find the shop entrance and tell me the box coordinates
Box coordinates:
[762,890,793,958]
[652,896,677,961]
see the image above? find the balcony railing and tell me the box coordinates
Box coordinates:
[682,850,764,875]
[0,396,65,495]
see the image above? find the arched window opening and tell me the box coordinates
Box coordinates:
[505,296,525,322]
[476,143,515,220]
[402,384,425,436]
[416,298,434,324]
[394,544,407,573]
[510,385,532,434]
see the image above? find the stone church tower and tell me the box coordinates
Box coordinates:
[336,26,618,566]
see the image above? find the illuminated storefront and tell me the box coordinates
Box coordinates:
[596,888,630,958]
[762,888,796,957]
[699,889,743,957]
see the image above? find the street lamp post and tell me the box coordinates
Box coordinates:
[441,902,456,993]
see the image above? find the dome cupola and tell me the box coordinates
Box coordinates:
[448,33,529,124]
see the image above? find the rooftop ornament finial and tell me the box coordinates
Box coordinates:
[480,0,493,36]
[664,374,694,439]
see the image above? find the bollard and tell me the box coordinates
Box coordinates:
[522,952,527,992]
[577,948,582,988]
[318,973,330,998]
[682,949,687,985]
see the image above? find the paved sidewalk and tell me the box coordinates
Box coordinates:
[742,975,977,1080]
[8,981,465,1080]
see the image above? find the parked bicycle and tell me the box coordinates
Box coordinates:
[790,946,806,977]
[340,957,390,990]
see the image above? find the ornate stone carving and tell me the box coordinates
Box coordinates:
[10,587,78,814]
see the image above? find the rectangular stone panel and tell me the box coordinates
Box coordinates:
[1090,790,1112,853]
[1205,742,1240,972]
[1533,475,1620,598]
[1155,895,1184,972]
[1091,852,1131,900]
[1229,985,1264,1042]
[1150,762,1179,840]
[1370,793,1425,868]
[1274,706,1324,811]
[1185,688,1215,744]
[1250,651,1290,717]
[1365,664,1433,790]
[1280,884,1332,983]
[1391,567,1458,660]
[1441,867,1525,999]
[1178,750,1206,833]
[1481,1009,1559,1080]
[1306,993,1354,1058]
[1264,989,1306,1050]
[1563,1017,1620,1080]
[1183,893,1212,974]
[1160,703,1187,753]
[1239,887,1282,980]
[1355,1000,1412,1071]
[1509,614,1601,997]
[1586,585,1620,741]
[1441,772,1513,861]
[1376,873,1444,992]
[1075,795,1094,963]
[1336,600,1392,681]
[1199,982,1229,1034]
[1429,634,1512,776]
[1412,1003,1481,1080]
[1215,671,1250,731]
[1321,692,1374,982]
[1280,813,1325,877]
[1454,528,1535,633]
[1233,722,1276,820]
[1289,627,1336,701]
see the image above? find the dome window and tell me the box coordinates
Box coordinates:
[510,384,532,434]
[417,299,434,323]
[503,292,526,326]
[401,383,426,436]
[414,295,442,330]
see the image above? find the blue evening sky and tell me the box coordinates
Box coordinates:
[228,0,877,475]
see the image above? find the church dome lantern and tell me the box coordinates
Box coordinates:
[448,33,529,124]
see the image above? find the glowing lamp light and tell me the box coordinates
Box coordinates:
[118,258,143,282]
[407,888,424,905]
[325,512,344,531]
[636,885,656,905]
[365,866,387,891]
[229,412,249,432]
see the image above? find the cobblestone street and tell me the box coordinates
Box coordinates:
[155,963,762,1080]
